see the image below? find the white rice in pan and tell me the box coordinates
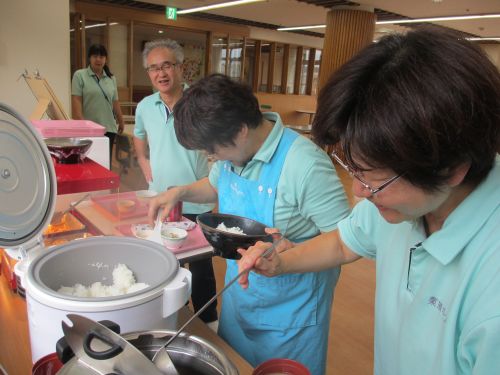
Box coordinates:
[58,263,149,297]
[216,222,247,235]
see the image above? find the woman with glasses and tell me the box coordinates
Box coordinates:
[239,26,500,375]
[71,44,125,161]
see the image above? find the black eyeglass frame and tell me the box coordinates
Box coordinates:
[331,151,402,195]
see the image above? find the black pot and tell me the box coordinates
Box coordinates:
[197,213,273,259]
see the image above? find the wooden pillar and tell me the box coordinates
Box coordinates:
[318,7,376,91]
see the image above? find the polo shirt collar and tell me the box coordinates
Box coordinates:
[249,112,285,164]
[86,66,109,79]
[421,156,500,265]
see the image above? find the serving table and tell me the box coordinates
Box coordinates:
[72,191,214,264]
[0,275,253,374]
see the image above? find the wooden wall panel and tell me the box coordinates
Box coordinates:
[318,9,375,91]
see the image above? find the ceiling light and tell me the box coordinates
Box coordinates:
[277,25,326,31]
[277,13,500,31]
[177,0,266,15]
[377,13,500,25]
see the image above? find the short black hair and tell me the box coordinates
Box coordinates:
[313,26,500,191]
[174,74,263,153]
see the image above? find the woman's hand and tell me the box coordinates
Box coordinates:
[237,232,294,289]
[148,187,181,225]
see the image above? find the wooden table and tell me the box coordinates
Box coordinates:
[0,273,253,374]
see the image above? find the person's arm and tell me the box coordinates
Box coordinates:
[112,100,125,134]
[148,177,218,224]
[238,230,361,289]
[71,95,84,120]
[133,136,152,184]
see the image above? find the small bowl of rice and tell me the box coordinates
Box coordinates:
[196,213,273,259]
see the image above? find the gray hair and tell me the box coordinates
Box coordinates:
[142,39,184,68]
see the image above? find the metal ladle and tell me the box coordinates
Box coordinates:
[51,193,90,225]
[152,235,286,373]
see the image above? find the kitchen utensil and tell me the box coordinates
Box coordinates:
[154,207,297,369]
[62,314,165,374]
[51,193,90,225]
[153,235,286,370]
[146,211,164,244]
[25,236,191,362]
[253,358,311,375]
[197,213,273,259]
[56,324,239,375]
[45,137,93,164]
[161,227,188,250]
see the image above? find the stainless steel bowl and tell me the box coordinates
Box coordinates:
[44,137,93,164]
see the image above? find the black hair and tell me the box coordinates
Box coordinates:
[313,26,500,191]
[87,44,113,77]
[174,74,263,153]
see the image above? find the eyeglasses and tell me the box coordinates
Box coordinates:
[146,61,178,73]
[331,151,402,195]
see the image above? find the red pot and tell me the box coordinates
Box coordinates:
[32,353,63,375]
[253,358,311,375]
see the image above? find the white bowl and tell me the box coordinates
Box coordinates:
[131,224,154,240]
[161,227,188,250]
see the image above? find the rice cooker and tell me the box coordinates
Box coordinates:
[0,103,192,363]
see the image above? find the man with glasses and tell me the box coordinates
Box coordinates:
[133,39,218,329]
[239,27,500,375]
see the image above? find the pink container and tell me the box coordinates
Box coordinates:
[32,353,63,375]
[32,120,106,138]
[253,358,311,375]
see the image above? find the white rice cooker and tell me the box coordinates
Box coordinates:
[0,103,192,363]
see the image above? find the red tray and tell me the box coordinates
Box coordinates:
[115,220,210,254]
[91,192,148,221]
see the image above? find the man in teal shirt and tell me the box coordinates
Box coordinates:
[238,27,500,374]
[134,39,217,326]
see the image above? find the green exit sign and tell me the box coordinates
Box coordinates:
[166,7,177,20]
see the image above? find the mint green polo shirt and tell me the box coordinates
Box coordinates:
[209,112,350,240]
[134,91,214,215]
[71,66,118,133]
[338,156,500,374]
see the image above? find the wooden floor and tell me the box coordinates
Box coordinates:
[0,153,375,375]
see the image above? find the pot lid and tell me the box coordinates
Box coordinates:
[0,103,56,248]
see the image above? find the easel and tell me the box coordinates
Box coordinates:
[22,70,69,120]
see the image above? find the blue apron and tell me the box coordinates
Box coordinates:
[217,128,339,375]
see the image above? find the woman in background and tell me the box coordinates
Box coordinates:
[72,44,124,162]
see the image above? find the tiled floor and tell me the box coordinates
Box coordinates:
[111,153,375,375]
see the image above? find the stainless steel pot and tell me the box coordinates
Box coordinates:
[58,328,239,375]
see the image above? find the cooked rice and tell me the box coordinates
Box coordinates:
[216,222,246,235]
[57,263,149,297]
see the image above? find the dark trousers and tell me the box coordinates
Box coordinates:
[104,132,116,165]
[184,213,218,323]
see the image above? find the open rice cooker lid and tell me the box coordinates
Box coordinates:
[0,102,56,248]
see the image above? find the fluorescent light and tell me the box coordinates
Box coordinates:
[377,13,500,25]
[277,25,326,31]
[178,0,266,15]
[70,22,118,32]
[277,13,500,31]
